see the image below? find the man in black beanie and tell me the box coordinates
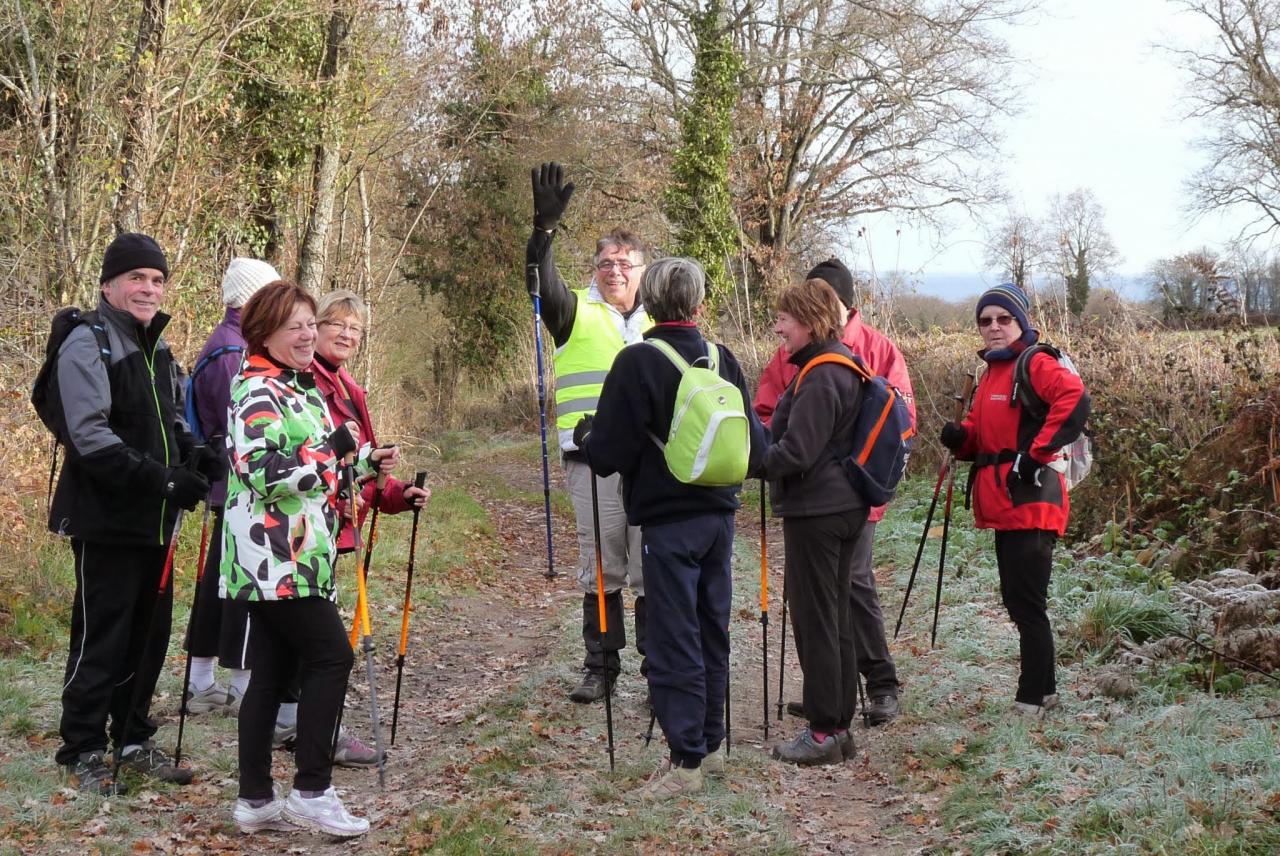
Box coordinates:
[49,232,217,794]
[753,257,916,728]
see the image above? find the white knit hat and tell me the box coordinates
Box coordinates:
[221,258,281,308]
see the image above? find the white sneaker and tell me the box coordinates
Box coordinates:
[283,786,370,838]
[233,796,295,833]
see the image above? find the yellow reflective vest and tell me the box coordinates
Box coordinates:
[553,287,650,451]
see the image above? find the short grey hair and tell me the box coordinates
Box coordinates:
[639,257,705,323]
[316,289,367,325]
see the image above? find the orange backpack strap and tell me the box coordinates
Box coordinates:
[794,352,872,389]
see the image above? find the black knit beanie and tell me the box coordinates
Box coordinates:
[806,258,855,309]
[100,233,169,283]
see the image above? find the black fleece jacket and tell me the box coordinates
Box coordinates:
[761,339,865,518]
[582,324,768,526]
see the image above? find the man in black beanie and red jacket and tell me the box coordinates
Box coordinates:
[49,233,218,794]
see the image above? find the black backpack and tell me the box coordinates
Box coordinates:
[31,307,112,502]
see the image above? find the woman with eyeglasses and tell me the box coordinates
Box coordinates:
[222,281,397,837]
[938,283,1090,720]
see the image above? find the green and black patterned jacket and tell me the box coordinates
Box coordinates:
[220,353,373,602]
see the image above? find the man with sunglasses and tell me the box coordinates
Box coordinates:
[526,162,651,704]
[939,283,1090,720]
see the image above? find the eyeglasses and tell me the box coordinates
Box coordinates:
[977,314,1016,329]
[320,320,364,337]
[595,260,640,274]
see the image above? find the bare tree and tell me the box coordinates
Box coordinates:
[1046,188,1120,317]
[1173,0,1280,238]
[1149,248,1219,320]
[113,0,167,235]
[984,210,1047,290]
[604,0,1022,294]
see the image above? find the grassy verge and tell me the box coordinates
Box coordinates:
[874,476,1280,854]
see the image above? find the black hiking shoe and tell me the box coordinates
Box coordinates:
[785,700,805,719]
[117,741,194,786]
[569,671,614,704]
[866,695,900,726]
[63,751,127,796]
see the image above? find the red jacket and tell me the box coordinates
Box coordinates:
[309,357,410,552]
[953,347,1088,534]
[753,310,915,523]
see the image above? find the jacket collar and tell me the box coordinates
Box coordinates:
[97,295,170,344]
[979,329,1039,363]
[244,352,317,389]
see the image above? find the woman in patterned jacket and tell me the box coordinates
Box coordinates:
[221,281,396,838]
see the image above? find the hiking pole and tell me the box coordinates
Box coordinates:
[528,262,558,580]
[350,463,389,788]
[930,374,976,648]
[331,460,370,764]
[586,458,616,772]
[174,498,213,766]
[349,459,387,650]
[776,570,788,722]
[760,479,770,740]
[391,471,428,746]
[894,373,975,640]
[724,663,731,756]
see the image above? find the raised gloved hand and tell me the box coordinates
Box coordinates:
[1009,451,1042,486]
[531,162,575,232]
[939,421,967,453]
[572,414,594,449]
[191,444,227,483]
[163,467,210,511]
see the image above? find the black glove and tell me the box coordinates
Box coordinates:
[572,415,594,449]
[1009,451,1042,486]
[191,444,227,483]
[163,467,210,511]
[939,421,967,452]
[327,423,357,460]
[531,162,575,232]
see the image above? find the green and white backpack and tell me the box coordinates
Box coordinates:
[646,339,750,487]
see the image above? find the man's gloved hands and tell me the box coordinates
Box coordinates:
[532,162,575,232]
[1009,451,1042,486]
[939,421,967,453]
[163,467,210,511]
[572,415,594,449]
[191,444,227,483]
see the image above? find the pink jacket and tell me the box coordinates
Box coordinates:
[309,357,410,552]
[753,310,915,523]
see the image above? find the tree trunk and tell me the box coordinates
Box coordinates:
[298,7,351,294]
[114,0,168,235]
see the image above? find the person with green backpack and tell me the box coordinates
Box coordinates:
[576,257,766,802]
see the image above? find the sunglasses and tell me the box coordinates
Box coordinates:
[977,314,1016,328]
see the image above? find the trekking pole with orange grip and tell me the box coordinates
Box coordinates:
[348,461,389,787]
[390,471,428,746]
[760,480,770,740]
[174,498,213,765]
[587,458,616,772]
[930,373,976,648]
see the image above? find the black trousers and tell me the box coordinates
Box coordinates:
[849,521,899,696]
[994,529,1058,705]
[237,598,353,799]
[56,539,171,765]
[783,508,869,732]
[182,506,252,669]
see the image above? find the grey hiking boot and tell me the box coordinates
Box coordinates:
[1009,700,1046,721]
[333,728,379,768]
[184,682,233,716]
[772,728,844,766]
[701,749,726,776]
[63,751,127,796]
[839,729,856,760]
[569,671,614,704]
[1041,693,1061,711]
[117,740,194,785]
[866,694,900,726]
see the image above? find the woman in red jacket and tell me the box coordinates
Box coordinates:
[940,284,1089,719]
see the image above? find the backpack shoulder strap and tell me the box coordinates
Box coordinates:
[795,352,870,389]
[77,309,112,363]
[646,338,691,373]
[1012,343,1060,419]
[191,343,245,380]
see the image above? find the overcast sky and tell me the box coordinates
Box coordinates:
[856,0,1268,284]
